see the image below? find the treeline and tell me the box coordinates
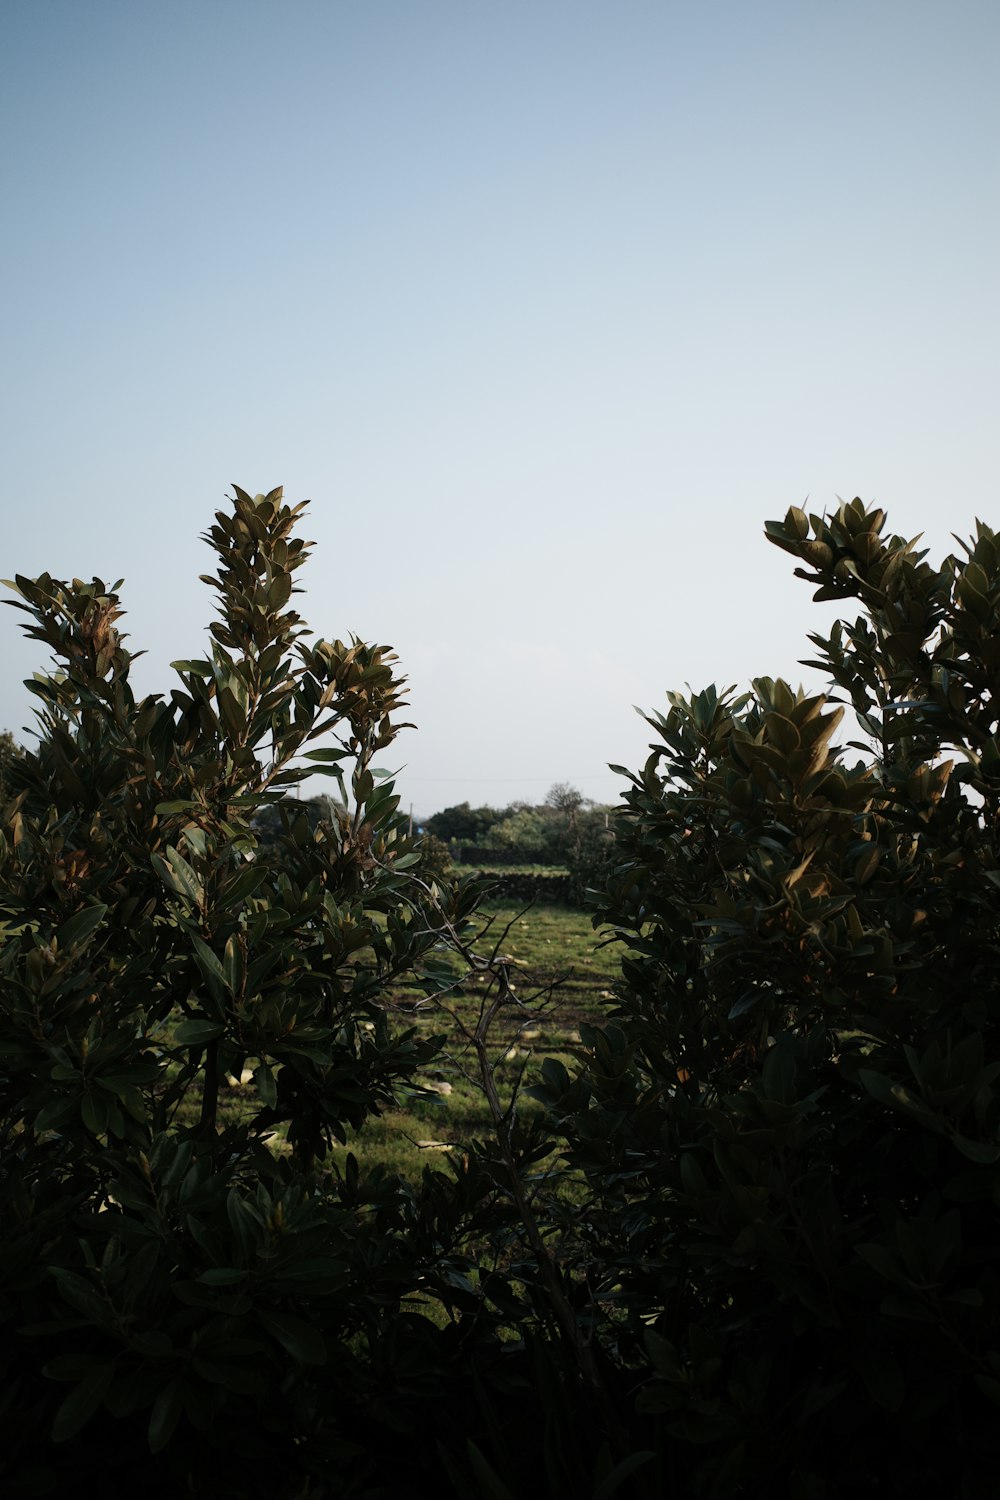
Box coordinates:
[425,783,614,899]
[250,786,617,903]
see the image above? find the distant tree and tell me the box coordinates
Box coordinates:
[0,729,22,805]
[544,781,586,815]
[412,831,453,882]
[424,800,500,844]
[446,787,605,871]
[542,782,589,863]
[563,803,615,902]
[487,804,554,860]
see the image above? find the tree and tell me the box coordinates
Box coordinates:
[544,781,586,816]
[17,485,999,1496]
[0,728,22,806]
[424,799,501,845]
[562,802,615,904]
[536,500,1000,1494]
[487,803,554,859]
[0,487,495,1495]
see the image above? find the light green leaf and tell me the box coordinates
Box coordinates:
[173,1019,224,1046]
[223,934,245,997]
[170,659,214,677]
[151,847,204,906]
[191,933,225,993]
[56,904,108,952]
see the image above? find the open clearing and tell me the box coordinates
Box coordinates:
[327,900,620,1180]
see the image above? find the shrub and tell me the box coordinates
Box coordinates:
[424,800,502,845]
[0,487,496,1495]
[563,805,615,905]
[485,803,556,860]
[412,830,453,883]
[537,500,1000,1496]
[0,729,22,808]
[15,486,997,1496]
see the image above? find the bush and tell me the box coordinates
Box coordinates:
[411,830,453,883]
[485,803,557,860]
[563,806,615,905]
[0,729,22,808]
[537,500,1000,1496]
[424,800,502,845]
[0,487,501,1496]
[14,487,999,1496]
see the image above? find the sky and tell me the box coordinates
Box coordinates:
[2,0,998,818]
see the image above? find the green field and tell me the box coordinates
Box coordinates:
[323,900,620,1180]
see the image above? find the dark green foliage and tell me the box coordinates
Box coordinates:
[0,728,23,808]
[0,486,662,1499]
[563,807,615,904]
[11,488,1000,1496]
[487,785,598,869]
[425,800,502,845]
[249,791,343,848]
[0,488,509,1495]
[432,786,614,900]
[535,500,1000,1495]
[412,830,453,883]
[471,869,574,903]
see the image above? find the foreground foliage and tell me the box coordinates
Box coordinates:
[0,488,669,1500]
[0,489,512,1496]
[5,490,1000,1497]
[536,500,1000,1495]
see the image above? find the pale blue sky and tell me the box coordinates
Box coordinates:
[3,0,997,815]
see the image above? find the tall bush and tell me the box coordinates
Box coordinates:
[0,487,490,1495]
[537,500,1000,1496]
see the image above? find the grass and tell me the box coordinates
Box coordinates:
[329,900,620,1181]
